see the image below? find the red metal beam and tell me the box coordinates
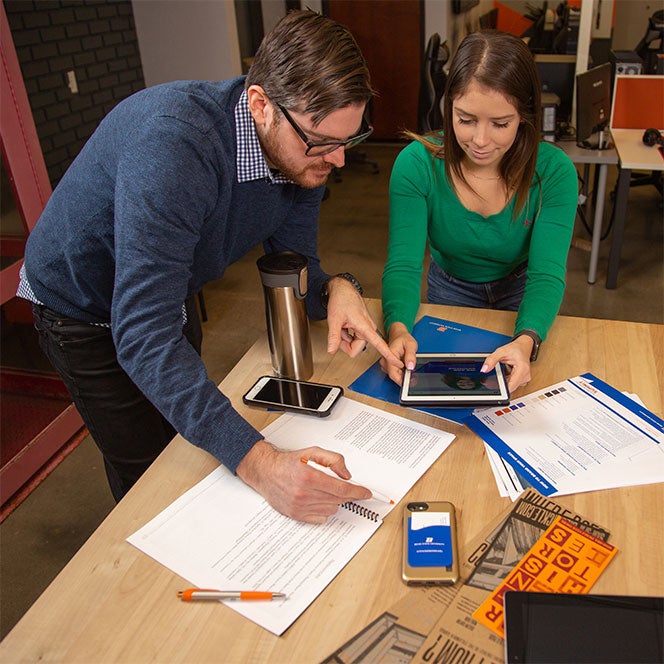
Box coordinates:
[0,404,84,506]
[1,5,85,509]
[1,3,52,304]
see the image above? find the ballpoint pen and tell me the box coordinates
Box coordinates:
[300,457,395,505]
[177,589,286,602]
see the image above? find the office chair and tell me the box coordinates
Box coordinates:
[417,33,449,133]
[625,167,663,197]
[607,138,663,235]
[635,9,664,74]
[523,1,554,54]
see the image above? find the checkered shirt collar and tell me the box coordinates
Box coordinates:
[235,89,292,185]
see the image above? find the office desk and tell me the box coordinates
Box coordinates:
[1,301,662,663]
[608,128,664,289]
[557,141,618,284]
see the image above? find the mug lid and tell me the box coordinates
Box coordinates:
[256,251,308,275]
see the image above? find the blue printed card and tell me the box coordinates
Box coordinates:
[407,511,453,567]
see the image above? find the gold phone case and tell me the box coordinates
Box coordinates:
[402,501,459,585]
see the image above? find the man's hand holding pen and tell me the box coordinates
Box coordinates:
[300,458,394,505]
[236,441,372,524]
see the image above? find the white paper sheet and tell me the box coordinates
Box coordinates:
[128,397,456,635]
[467,374,664,498]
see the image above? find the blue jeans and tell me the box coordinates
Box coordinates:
[426,260,527,311]
[31,299,202,502]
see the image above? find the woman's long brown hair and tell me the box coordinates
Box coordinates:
[406,30,542,218]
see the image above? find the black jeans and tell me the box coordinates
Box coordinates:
[31,299,202,502]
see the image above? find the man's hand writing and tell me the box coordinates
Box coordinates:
[236,440,371,523]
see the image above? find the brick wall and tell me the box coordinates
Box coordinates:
[4,0,145,186]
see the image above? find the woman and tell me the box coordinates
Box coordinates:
[381,30,578,393]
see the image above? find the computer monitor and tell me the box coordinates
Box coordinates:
[576,62,613,149]
[534,54,576,127]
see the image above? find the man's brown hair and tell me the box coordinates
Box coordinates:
[246,9,374,125]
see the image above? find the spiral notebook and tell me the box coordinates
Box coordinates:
[128,397,455,635]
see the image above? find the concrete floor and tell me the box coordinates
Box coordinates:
[1,142,662,640]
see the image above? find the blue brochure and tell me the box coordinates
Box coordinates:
[348,315,510,424]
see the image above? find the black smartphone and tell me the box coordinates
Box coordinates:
[242,376,343,417]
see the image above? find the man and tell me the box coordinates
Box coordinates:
[18,10,400,523]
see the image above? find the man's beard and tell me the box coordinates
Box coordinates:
[257,121,333,190]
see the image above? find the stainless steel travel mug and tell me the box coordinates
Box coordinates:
[257,251,313,380]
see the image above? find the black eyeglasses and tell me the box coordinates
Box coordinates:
[276,103,373,156]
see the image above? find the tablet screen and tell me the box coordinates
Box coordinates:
[400,353,509,406]
[504,591,664,663]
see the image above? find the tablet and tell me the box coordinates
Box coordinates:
[504,591,664,663]
[399,353,510,407]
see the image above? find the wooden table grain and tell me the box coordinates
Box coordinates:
[1,301,662,663]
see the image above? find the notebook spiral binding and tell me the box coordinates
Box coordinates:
[341,501,380,522]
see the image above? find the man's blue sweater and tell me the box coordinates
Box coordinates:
[23,76,329,473]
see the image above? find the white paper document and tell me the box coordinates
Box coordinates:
[127,397,455,635]
[485,444,524,500]
[467,373,664,497]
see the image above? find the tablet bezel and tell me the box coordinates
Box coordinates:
[399,352,510,407]
[504,590,664,663]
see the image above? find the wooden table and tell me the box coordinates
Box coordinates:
[1,301,662,663]
[607,128,664,289]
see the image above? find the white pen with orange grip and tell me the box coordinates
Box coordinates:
[300,457,395,505]
[178,589,286,602]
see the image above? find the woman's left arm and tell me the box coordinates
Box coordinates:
[484,146,578,392]
[514,145,579,339]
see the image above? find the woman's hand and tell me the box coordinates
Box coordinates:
[380,322,418,385]
[481,335,534,394]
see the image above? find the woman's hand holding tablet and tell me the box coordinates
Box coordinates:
[399,353,510,407]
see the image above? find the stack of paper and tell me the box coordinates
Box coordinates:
[322,489,611,664]
[466,373,664,500]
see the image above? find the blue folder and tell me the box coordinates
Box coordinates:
[348,315,510,424]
